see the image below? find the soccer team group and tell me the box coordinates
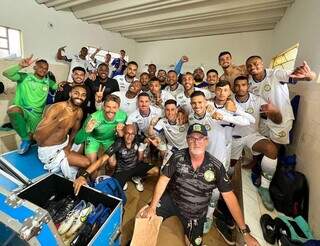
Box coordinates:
[2,46,316,246]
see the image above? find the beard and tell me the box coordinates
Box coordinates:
[71,97,84,106]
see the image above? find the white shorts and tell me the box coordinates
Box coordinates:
[259,119,293,145]
[38,138,78,180]
[231,132,267,160]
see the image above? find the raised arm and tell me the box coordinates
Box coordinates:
[56,46,71,62]
[2,55,36,82]
[90,47,101,62]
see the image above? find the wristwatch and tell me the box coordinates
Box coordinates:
[239,224,251,235]
[80,170,90,180]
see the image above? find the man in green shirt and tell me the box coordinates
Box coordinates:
[75,94,127,168]
[3,55,57,154]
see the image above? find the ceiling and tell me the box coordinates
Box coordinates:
[36,0,294,42]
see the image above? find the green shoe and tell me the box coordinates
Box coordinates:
[258,187,274,211]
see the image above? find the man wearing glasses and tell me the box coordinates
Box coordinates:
[140,123,259,246]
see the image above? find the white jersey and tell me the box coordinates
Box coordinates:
[203,88,216,101]
[176,88,211,114]
[114,75,135,92]
[148,90,175,109]
[112,91,138,116]
[67,54,91,82]
[249,68,294,125]
[189,112,227,166]
[164,83,184,99]
[233,93,267,137]
[127,106,163,135]
[154,119,188,150]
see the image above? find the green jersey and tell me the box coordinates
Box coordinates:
[75,109,127,145]
[90,109,127,141]
[3,64,57,113]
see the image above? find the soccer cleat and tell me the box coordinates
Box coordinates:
[52,197,77,224]
[70,203,106,246]
[18,140,31,154]
[258,187,274,211]
[260,214,276,244]
[89,207,111,238]
[216,218,235,246]
[65,202,95,238]
[58,200,86,235]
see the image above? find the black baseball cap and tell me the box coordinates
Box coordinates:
[187,123,207,136]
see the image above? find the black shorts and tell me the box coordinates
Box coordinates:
[156,192,205,246]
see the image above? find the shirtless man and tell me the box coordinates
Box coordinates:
[218,51,247,90]
[34,85,90,180]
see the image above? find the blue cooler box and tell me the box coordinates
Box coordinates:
[0,173,122,246]
[0,145,48,184]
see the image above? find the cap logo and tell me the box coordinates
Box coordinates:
[193,124,202,132]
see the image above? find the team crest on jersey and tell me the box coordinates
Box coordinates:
[205,124,211,131]
[204,170,215,182]
[276,131,286,138]
[264,84,271,92]
[246,107,254,114]
[195,237,202,245]
[179,126,186,132]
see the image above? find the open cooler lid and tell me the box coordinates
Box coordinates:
[0,169,23,192]
[0,145,48,185]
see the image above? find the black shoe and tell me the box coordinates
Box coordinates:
[216,218,235,245]
[260,214,276,244]
[215,199,235,230]
[70,223,92,246]
[52,196,77,224]
[278,235,303,246]
[274,218,291,241]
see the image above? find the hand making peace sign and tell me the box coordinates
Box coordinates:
[95,84,106,103]
[19,54,37,68]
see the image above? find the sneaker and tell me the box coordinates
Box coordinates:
[18,140,31,154]
[65,202,95,238]
[132,177,144,192]
[203,217,215,234]
[58,200,86,235]
[123,182,128,191]
[215,200,235,230]
[260,214,276,244]
[52,197,77,224]
[131,176,142,184]
[216,218,235,245]
[258,187,274,211]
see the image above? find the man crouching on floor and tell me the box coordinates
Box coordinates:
[73,124,155,194]
[34,85,91,180]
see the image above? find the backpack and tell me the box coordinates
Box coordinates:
[93,175,127,206]
[269,155,309,220]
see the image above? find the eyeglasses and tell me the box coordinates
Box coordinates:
[187,136,206,143]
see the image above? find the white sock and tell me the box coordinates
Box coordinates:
[261,156,277,177]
